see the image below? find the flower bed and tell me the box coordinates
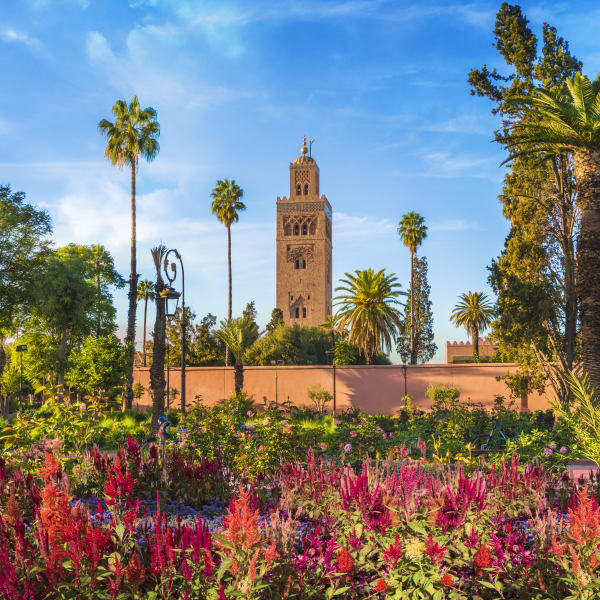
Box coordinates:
[1,438,599,599]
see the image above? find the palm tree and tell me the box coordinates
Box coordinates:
[398,212,427,365]
[216,316,259,394]
[506,73,600,393]
[450,292,494,359]
[334,268,404,364]
[211,179,246,366]
[137,279,155,367]
[98,96,160,410]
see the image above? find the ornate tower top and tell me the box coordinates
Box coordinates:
[300,135,308,155]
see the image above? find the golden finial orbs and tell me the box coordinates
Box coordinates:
[301,135,308,155]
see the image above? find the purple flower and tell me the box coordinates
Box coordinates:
[245,422,254,430]
[343,443,352,453]
[544,447,553,456]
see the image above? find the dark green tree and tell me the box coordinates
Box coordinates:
[468,3,581,401]
[27,247,97,392]
[0,185,52,380]
[216,316,259,393]
[266,308,284,334]
[396,256,437,364]
[65,334,126,400]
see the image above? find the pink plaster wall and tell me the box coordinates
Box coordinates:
[132,363,550,414]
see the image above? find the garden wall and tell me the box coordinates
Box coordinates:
[132,363,550,414]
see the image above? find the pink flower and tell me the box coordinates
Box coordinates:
[389,432,395,438]
[282,426,292,434]
[318,443,327,451]
[334,419,341,426]
[382,433,387,439]
[350,431,357,438]
[544,448,553,456]
[257,445,264,452]
[247,410,255,417]
[560,446,567,454]
[343,443,352,453]
[280,420,289,426]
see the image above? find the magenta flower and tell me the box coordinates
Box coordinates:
[343,443,352,453]
[544,447,553,456]
[350,431,357,438]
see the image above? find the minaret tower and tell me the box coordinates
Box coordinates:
[276,137,332,327]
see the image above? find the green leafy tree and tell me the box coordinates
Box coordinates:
[397,256,437,364]
[469,3,581,402]
[266,308,284,334]
[137,279,155,366]
[0,185,52,380]
[210,179,246,365]
[27,247,97,392]
[65,334,126,399]
[505,73,600,394]
[244,324,330,366]
[98,96,160,410]
[398,212,427,364]
[216,316,259,394]
[334,268,404,364]
[450,292,495,359]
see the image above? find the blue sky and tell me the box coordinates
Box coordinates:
[2,0,599,362]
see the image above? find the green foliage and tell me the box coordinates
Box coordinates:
[450,291,495,357]
[65,334,126,399]
[0,185,52,331]
[552,372,600,466]
[266,308,284,334]
[217,316,259,365]
[210,179,246,228]
[245,324,330,366]
[425,384,460,402]
[396,256,437,364]
[334,268,404,364]
[306,384,332,414]
[469,4,581,404]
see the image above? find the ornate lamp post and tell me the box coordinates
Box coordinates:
[160,248,187,413]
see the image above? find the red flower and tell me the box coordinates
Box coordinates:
[383,534,403,568]
[425,534,446,565]
[124,552,145,589]
[336,547,354,574]
[474,543,492,569]
[374,578,388,592]
[441,573,455,587]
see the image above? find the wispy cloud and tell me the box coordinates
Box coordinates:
[424,114,488,135]
[0,28,46,55]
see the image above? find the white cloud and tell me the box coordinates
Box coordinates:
[86,31,113,62]
[424,114,487,135]
[429,219,477,232]
[417,151,495,179]
[0,28,45,54]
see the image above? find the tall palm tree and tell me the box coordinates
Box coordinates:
[334,268,404,364]
[506,72,600,393]
[216,316,259,394]
[137,279,155,367]
[398,212,427,365]
[211,179,246,365]
[98,96,160,410]
[450,292,495,359]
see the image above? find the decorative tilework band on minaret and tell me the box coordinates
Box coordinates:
[276,138,332,327]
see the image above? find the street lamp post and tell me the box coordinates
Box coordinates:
[160,248,186,413]
[402,360,408,396]
[270,360,283,405]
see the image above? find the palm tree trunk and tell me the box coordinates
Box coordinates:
[96,267,101,336]
[150,289,166,434]
[472,326,479,360]
[226,223,232,367]
[234,361,243,394]
[410,250,416,365]
[0,337,5,416]
[143,296,148,367]
[573,149,600,394]
[122,162,138,411]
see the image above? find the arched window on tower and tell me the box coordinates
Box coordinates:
[295,307,300,318]
[294,259,300,270]
[301,223,307,235]
[296,183,301,195]
[304,183,309,195]
[302,307,307,318]
[293,224,299,235]
[302,258,306,269]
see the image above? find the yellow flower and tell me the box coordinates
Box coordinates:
[404,537,426,560]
